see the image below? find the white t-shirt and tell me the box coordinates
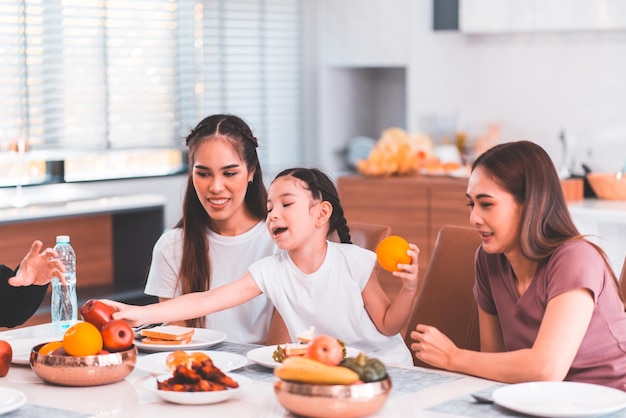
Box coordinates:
[249,241,413,366]
[144,221,276,344]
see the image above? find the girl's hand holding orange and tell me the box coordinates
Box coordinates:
[375,235,419,291]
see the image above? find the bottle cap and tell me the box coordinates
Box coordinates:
[56,235,70,243]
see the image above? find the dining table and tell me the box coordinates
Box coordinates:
[1,323,624,418]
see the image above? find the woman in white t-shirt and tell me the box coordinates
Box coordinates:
[144,114,288,344]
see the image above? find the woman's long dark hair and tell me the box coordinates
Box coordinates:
[177,114,266,327]
[473,140,618,283]
[273,168,352,244]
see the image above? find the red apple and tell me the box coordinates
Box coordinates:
[101,319,134,352]
[80,299,115,330]
[306,335,344,366]
[0,340,12,377]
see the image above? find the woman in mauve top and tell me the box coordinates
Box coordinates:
[410,140,626,391]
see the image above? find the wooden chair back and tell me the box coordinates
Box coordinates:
[347,221,392,251]
[404,225,482,368]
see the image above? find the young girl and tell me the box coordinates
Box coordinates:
[411,141,626,390]
[107,168,419,365]
[144,114,288,345]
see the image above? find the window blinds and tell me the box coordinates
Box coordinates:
[197,0,303,173]
[0,0,302,174]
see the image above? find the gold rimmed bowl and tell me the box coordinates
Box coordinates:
[30,343,137,386]
[274,377,392,418]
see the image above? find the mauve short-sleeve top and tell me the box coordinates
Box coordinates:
[473,239,626,390]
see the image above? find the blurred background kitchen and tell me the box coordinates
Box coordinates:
[1,1,625,321]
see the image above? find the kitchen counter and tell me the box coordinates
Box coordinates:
[0,194,167,224]
[568,199,626,273]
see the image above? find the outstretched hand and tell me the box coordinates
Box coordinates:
[410,324,459,370]
[8,240,66,287]
[394,243,420,291]
[100,299,147,327]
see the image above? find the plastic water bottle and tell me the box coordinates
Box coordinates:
[51,235,78,335]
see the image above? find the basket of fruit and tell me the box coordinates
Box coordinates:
[30,300,137,386]
[273,335,392,418]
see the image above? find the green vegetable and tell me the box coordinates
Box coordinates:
[340,352,387,382]
[272,345,286,363]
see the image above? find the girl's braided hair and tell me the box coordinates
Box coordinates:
[273,168,352,244]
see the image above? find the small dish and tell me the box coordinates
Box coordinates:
[0,387,27,415]
[492,381,626,418]
[246,345,361,369]
[134,328,226,352]
[143,373,249,405]
[135,350,247,375]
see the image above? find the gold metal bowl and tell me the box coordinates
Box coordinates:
[274,377,392,418]
[30,343,137,386]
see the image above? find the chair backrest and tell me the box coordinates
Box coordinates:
[347,221,392,251]
[404,225,482,368]
[329,221,391,252]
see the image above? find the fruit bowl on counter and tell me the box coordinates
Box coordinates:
[30,343,137,386]
[587,173,626,200]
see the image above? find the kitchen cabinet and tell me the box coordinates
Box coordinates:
[338,175,584,299]
[460,0,626,33]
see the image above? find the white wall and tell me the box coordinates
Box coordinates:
[410,1,626,174]
[315,0,626,175]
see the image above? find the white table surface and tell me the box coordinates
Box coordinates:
[0,323,505,418]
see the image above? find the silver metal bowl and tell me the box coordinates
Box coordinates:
[30,343,137,386]
[274,377,392,418]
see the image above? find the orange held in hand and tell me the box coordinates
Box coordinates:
[63,322,103,356]
[375,235,411,272]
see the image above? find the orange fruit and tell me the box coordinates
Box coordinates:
[165,350,189,371]
[188,352,210,365]
[63,322,103,356]
[39,341,63,355]
[375,235,411,272]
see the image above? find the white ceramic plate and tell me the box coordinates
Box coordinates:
[492,381,626,418]
[0,387,27,414]
[246,345,361,369]
[9,338,55,365]
[135,350,248,376]
[134,328,227,352]
[143,373,249,405]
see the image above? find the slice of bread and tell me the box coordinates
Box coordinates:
[142,334,193,345]
[296,326,316,344]
[283,343,308,357]
[140,325,194,345]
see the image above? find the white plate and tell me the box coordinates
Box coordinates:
[246,345,361,369]
[143,373,249,405]
[492,381,626,418]
[134,328,227,352]
[9,337,55,365]
[0,387,27,414]
[136,350,248,376]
